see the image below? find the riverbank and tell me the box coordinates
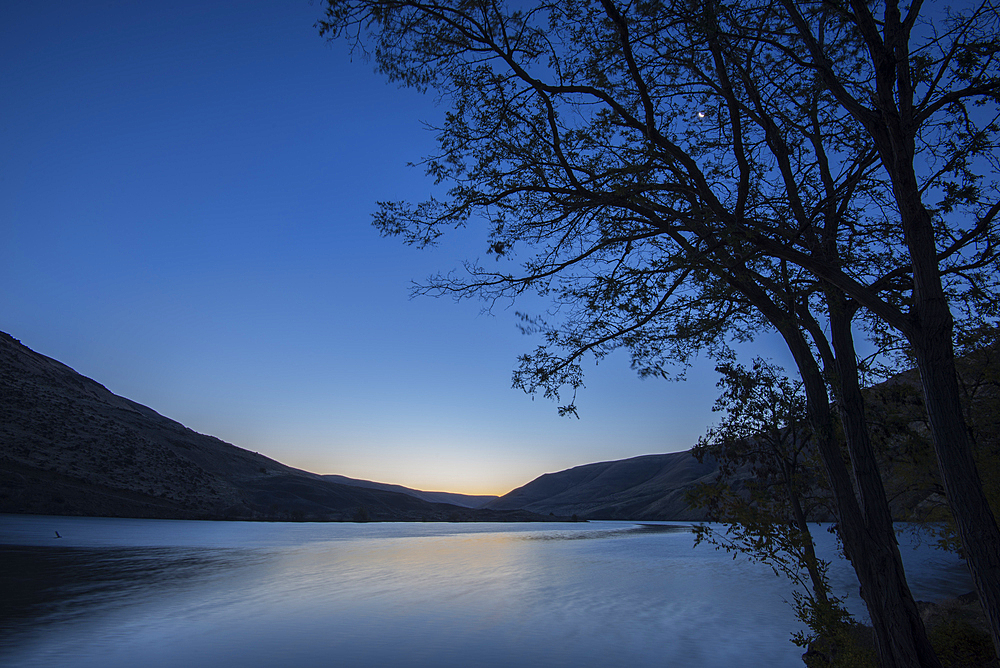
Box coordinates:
[805,592,998,667]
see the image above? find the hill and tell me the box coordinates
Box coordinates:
[9,327,979,524]
[321,474,497,508]
[490,337,1000,523]
[486,451,719,520]
[0,331,532,522]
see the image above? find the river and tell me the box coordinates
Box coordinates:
[0,515,972,667]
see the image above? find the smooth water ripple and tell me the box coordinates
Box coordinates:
[0,515,973,668]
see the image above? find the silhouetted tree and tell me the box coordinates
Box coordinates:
[689,357,859,659]
[319,0,1000,662]
[774,4,1000,658]
[872,325,1000,556]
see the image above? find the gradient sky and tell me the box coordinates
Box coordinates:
[2,0,793,495]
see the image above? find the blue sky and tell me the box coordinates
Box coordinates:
[2,0,790,495]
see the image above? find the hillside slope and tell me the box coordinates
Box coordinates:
[321,474,497,508]
[0,332,527,522]
[487,451,719,520]
[490,339,1000,522]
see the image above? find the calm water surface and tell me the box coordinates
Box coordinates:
[0,515,971,667]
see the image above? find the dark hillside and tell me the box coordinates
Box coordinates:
[321,474,497,508]
[0,332,533,522]
[487,451,719,520]
[490,339,1000,523]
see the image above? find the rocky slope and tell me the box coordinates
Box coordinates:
[0,332,534,522]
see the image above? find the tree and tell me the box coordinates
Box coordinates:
[771,4,1000,658]
[688,359,857,655]
[872,324,1000,556]
[318,0,1000,662]
[690,359,831,592]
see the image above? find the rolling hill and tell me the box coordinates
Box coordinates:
[486,451,718,520]
[0,331,530,522]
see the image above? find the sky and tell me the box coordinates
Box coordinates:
[2,0,792,496]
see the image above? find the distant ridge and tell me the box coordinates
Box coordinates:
[489,342,1000,522]
[487,451,719,520]
[0,331,538,522]
[322,474,497,508]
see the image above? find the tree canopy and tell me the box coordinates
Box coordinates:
[319,0,1000,662]
[688,358,859,660]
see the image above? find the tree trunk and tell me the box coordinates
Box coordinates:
[825,292,941,666]
[752,289,942,668]
[890,156,1000,658]
[780,4,1000,647]
[785,480,828,605]
[910,306,1000,658]
[721,270,941,666]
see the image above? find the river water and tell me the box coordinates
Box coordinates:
[0,515,972,667]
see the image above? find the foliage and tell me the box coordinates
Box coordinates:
[796,601,877,668]
[692,358,830,519]
[689,351,1000,665]
[319,0,1000,659]
[689,358,853,653]
[873,326,1000,554]
[929,619,998,668]
[689,359,832,575]
[318,0,1000,391]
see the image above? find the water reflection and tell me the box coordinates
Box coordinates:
[518,522,694,541]
[1,546,266,650]
[0,516,973,668]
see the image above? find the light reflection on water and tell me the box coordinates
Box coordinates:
[0,515,972,668]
